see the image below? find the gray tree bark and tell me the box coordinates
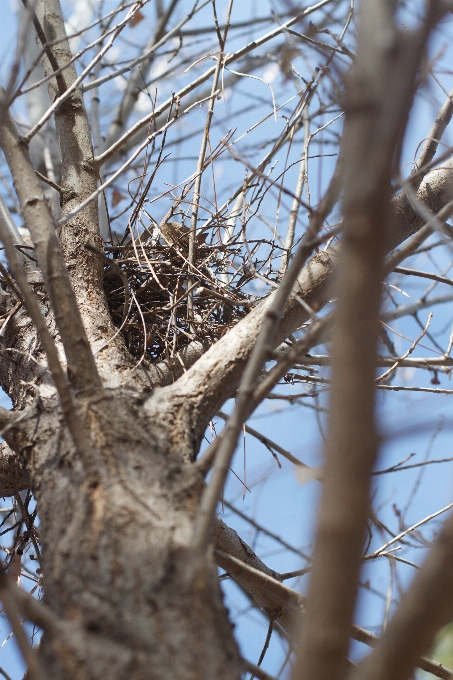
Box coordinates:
[1,2,453,680]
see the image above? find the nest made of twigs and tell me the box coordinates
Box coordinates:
[102,228,256,362]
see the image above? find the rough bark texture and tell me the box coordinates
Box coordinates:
[1,2,453,680]
[36,0,148,390]
[7,392,241,680]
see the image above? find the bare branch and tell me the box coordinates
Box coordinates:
[393,266,453,287]
[191,171,339,555]
[215,541,453,680]
[160,152,453,439]
[104,0,181,149]
[292,355,453,369]
[187,0,234,328]
[242,659,277,680]
[33,0,122,358]
[0,195,97,472]
[0,573,46,680]
[352,512,453,680]
[293,4,446,680]
[96,0,333,165]
[0,89,101,392]
[411,86,453,189]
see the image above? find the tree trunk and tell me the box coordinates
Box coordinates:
[1,3,453,680]
[0,287,244,677]
[9,392,241,680]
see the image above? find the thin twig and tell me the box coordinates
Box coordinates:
[0,573,45,680]
[20,2,142,145]
[0,197,97,478]
[187,0,234,329]
[394,267,453,287]
[56,90,221,229]
[95,0,333,165]
[364,502,453,560]
[192,167,340,554]
[376,313,432,383]
[242,659,277,680]
[217,550,452,679]
[14,495,41,564]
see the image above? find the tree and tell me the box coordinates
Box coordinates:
[1,0,453,679]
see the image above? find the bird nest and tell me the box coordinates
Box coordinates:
[102,223,256,362]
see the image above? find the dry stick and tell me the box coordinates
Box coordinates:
[217,410,311,468]
[187,0,234,330]
[180,10,295,37]
[0,89,101,393]
[55,90,221,229]
[0,212,95,474]
[222,501,311,560]
[382,292,453,323]
[394,266,453,286]
[377,384,453,394]
[292,4,445,680]
[0,573,45,680]
[86,0,210,94]
[279,114,308,276]
[218,111,340,228]
[278,0,353,278]
[10,2,146,105]
[242,659,277,680]
[192,171,341,555]
[410,86,453,191]
[0,667,12,680]
[95,0,333,166]
[281,568,312,580]
[20,0,67,96]
[351,511,453,680]
[364,501,453,561]
[202,17,347,228]
[217,550,453,680]
[268,375,453,396]
[34,170,62,195]
[190,102,339,312]
[104,0,182,148]
[14,494,41,564]
[21,1,142,144]
[294,355,453,368]
[252,312,333,407]
[373,457,453,475]
[375,313,432,383]
[106,54,270,160]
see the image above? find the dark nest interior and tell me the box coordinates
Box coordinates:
[102,226,259,362]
